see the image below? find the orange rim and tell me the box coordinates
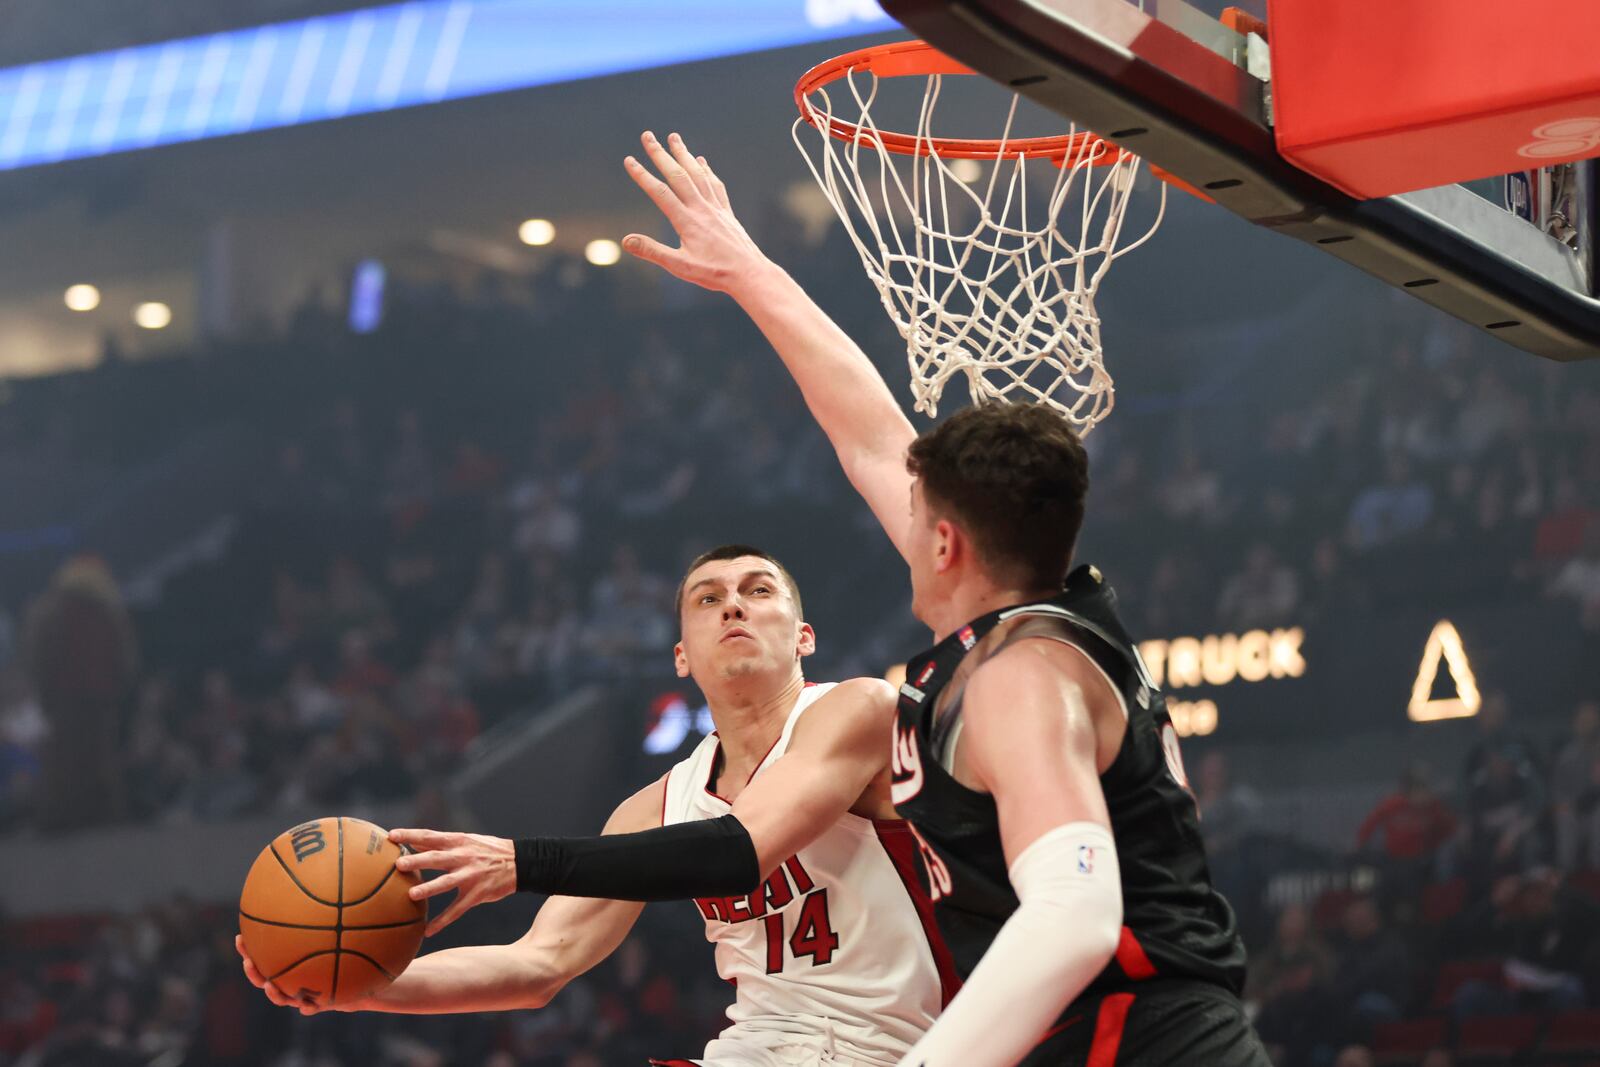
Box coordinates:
[795,40,1127,165]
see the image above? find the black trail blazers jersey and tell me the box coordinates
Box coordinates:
[891,565,1250,1052]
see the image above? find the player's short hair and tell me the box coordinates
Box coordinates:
[676,544,804,622]
[906,403,1089,589]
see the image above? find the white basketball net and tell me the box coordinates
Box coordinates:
[794,68,1166,433]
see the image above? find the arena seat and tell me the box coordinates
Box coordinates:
[1543,1010,1600,1057]
[1419,879,1467,925]
[1312,886,1361,931]
[1428,959,1505,1011]
[1372,1016,1448,1065]
[1455,1012,1541,1061]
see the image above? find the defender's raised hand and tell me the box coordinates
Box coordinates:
[388,827,517,938]
[622,131,768,293]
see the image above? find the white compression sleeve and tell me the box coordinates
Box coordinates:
[898,822,1123,1067]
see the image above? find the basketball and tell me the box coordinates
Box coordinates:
[238,817,426,1007]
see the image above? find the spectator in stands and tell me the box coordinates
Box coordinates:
[1548,525,1600,629]
[1325,896,1410,1041]
[1419,1050,1453,1067]
[1195,750,1262,902]
[182,734,258,821]
[1452,867,1600,1017]
[1356,763,1457,916]
[1460,693,1547,884]
[1302,535,1370,622]
[1331,1046,1374,1067]
[510,477,583,557]
[581,546,673,679]
[1249,902,1332,1065]
[1554,701,1600,869]
[25,556,139,832]
[324,556,393,643]
[1216,542,1301,630]
[1533,471,1597,565]
[1454,367,1521,457]
[1157,448,1229,525]
[1346,453,1434,550]
[333,629,395,698]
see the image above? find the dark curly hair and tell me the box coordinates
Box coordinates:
[906,403,1089,589]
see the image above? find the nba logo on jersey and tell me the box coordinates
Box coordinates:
[915,661,937,687]
[1077,845,1095,875]
[957,625,976,649]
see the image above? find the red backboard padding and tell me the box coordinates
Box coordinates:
[1266,0,1600,199]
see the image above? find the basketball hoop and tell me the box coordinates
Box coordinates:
[793,40,1178,432]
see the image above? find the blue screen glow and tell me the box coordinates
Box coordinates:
[0,0,897,171]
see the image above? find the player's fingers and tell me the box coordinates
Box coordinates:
[237,941,268,989]
[261,979,300,1010]
[640,131,703,205]
[665,133,715,201]
[410,869,467,902]
[622,234,696,277]
[394,849,459,874]
[624,156,689,229]
[698,155,732,210]
[388,827,448,850]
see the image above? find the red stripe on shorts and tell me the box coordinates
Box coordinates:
[1115,926,1158,980]
[1087,992,1136,1067]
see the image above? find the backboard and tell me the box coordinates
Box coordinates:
[878,0,1600,362]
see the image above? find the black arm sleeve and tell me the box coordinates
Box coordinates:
[514,813,762,901]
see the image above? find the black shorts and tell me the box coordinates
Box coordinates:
[1022,980,1272,1067]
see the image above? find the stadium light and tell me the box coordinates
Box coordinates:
[64,284,101,312]
[519,219,556,246]
[585,239,621,267]
[134,302,173,329]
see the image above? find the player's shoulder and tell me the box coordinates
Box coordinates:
[788,676,898,745]
[606,773,670,833]
[974,633,1097,690]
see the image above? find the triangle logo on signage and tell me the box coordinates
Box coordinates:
[1407,620,1482,722]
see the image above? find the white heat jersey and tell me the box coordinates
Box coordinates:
[661,682,954,1067]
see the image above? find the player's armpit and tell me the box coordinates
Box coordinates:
[730,676,899,876]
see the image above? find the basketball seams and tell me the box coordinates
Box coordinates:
[269,841,341,907]
[265,947,399,984]
[239,909,423,932]
[246,817,423,1006]
[342,852,402,907]
[332,817,345,1003]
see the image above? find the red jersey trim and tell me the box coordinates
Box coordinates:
[1087,992,1135,1067]
[1115,926,1158,981]
[1036,1012,1086,1046]
[701,683,817,802]
[872,819,962,1009]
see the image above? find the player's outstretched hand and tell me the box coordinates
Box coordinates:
[235,934,340,1015]
[389,827,516,937]
[621,130,769,294]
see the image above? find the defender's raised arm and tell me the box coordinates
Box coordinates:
[622,130,918,561]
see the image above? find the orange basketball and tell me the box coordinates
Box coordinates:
[239,816,426,1007]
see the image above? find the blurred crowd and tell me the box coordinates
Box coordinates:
[0,887,730,1067]
[0,215,1596,1065]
